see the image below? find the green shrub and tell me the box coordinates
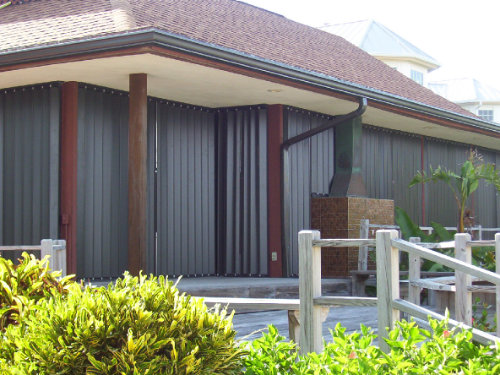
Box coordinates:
[0,252,74,330]
[243,319,500,374]
[0,273,243,374]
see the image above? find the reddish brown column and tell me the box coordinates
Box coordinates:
[60,82,79,275]
[128,74,148,275]
[267,105,284,277]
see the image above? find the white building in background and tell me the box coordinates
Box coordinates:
[321,20,500,124]
[428,79,500,124]
[320,20,440,85]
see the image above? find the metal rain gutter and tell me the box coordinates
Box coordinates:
[281,97,367,276]
[1,28,499,136]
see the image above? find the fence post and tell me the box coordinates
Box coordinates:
[408,237,421,306]
[358,219,369,271]
[496,233,500,338]
[41,239,55,268]
[376,230,400,353]
[299,230,322,354]
[55,239,67,276]
[455,233,472,325]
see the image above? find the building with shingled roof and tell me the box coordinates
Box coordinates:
[429,78,500,124]
[320,19,440,86]
[0,0,499,279]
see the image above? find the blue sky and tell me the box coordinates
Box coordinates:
[242,0,500,88]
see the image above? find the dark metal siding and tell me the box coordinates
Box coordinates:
[363,126,499,230]
[76,86,129,278]
[423,139,469,226]
[0,84,60,260]
[284,108,335,276]
[362,126,422,223]
[473,148,499,229]
[217,107,268,276]
[154,101,217,276]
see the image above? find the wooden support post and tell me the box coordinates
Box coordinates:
[455,233,472,325]
[408,237,421,306]
[298,230,322,354]
[128,74,148,276]
[288,310,300,344]
[358,219,369,271]
[376,230,400,353]
[267,105,283,277]
[496,233,500,337]
[60,82,78,275]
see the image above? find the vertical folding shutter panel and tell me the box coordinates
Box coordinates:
[76,86,129,279]
[362,126,422,223]
[217,107,268,276]
[146,100,157,274]
[362,126,393,199]
[284,108,334,276]
[155,102,216,276]
[0,85,59,262]
[496,151,500,229]
[473,148,498,230]
[423,139,469,226]
[390,132,423,224]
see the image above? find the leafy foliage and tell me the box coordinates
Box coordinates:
[243,319,500,374]
[409,150,500,233]
[0,252,74,330]
[395,206,496,272]
[395,207,455,271]
[472,297,497,333]
[0,273,244,375]
[395,206,455,242]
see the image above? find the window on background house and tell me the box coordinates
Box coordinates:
[478,109,494,122]
[410,70,424,85]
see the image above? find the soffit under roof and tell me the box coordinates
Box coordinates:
[1,53,498,150]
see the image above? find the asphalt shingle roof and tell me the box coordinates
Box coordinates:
[0,0,474,117]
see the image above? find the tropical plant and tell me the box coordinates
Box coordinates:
[395,206,455,242]
[0,252,74,330]
[242,319,500,374]
[0,272,244,374]
[409,150,500,233]
[394,207,456,271]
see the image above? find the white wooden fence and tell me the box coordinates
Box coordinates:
[358,219,500,272]
[299,230,500,354]
[0,239,67,276]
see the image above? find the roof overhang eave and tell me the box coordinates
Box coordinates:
[1,28,499,137]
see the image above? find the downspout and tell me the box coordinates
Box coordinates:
[280,97,367,276]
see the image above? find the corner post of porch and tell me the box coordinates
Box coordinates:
[60,81,79,275]
[267,104,284,277]
[128,73,148,276]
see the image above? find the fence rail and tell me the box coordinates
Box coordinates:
[299,230,500,354]
[358,219,500,271]
[0,239,67,276]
